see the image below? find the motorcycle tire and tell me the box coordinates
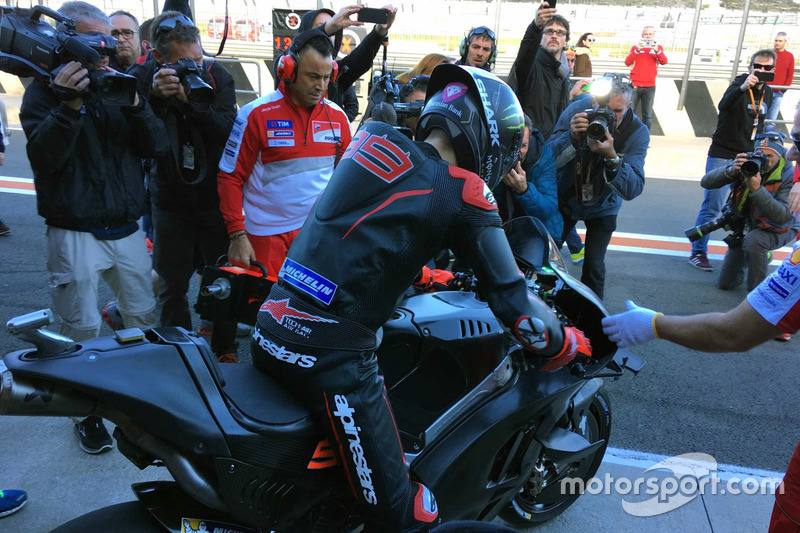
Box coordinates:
[50,501,164,533]
[499,390,612,525]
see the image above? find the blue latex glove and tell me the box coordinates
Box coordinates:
[601,300,662,348]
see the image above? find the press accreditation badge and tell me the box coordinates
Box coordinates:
[182,143,195,170]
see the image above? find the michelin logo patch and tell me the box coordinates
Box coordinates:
[279,258,338,305]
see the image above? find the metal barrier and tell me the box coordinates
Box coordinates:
[209,57,263,101]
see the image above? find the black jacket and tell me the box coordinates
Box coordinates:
[128,58,237,212]
[20,79,168,232]
[709,73,772,159]
[267,122,568,358]
[508,21,570,139]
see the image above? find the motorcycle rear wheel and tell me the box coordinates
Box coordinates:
[499,390,611,525]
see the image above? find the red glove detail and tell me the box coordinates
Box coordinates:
[539,327,592,371]
[413,266,455,292]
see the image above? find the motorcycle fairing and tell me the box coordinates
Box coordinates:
[408,364,597,522]
[378,290,506,443]
[4,330,232,456]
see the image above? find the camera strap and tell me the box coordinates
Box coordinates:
[165,111,208,185]
[573,110,635,206]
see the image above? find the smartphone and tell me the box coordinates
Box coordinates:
[357,7,388,24]
[755,71,775,83]
[547,0,557,8]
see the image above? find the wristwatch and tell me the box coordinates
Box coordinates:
[604,155,620,168]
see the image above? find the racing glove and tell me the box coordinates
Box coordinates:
[413,265,455,292]
[601,300,663,348]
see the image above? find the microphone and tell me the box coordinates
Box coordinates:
[371,102,397,126]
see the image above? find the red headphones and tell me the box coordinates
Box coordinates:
[277,27,339,84]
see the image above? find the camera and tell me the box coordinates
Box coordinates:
[0,5,137,105]
[584,106,615,141]
[642,39,656,48]
[685,198,746,247]
[740,151,769,179]
[369,72,423,125]
[161,58,215,109]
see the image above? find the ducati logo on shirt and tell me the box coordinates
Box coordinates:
[312,121,341,143]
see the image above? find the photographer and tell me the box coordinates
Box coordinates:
[700,134,798,293]
[128,12,238,361]
[507,2,571,140]
[19,1,168,453]
[546,74,648,298]
[689,50,775,271]
[624,26,667,131]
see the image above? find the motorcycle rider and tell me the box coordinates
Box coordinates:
[251,64,592,531]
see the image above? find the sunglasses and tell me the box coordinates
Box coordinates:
[752,63,775,71]
[543,28,568,37]
[470,27,496,41]
[155,14,195,39]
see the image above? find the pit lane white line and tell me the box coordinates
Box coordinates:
[605,446,786,481]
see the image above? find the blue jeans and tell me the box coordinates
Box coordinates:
[765,91,783,132]
[691,156,732,254]
[631,85,656,130]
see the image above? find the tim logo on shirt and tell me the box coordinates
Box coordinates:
[312,121,341,144]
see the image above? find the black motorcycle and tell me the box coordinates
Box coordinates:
[0,217,642,532]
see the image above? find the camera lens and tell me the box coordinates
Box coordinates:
[182,74,215,109]
[740,159,761,178]
[587,117,607,140]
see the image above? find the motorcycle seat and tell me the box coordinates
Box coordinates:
[218,363,316,436]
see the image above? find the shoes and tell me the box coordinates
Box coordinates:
[571,245,585,265]
[0,489,27,517]
[775,332,792,342]
[217,353,238,363]
[102,301,125,331]
[0,220,9,236]
[74,415,113,454]
[198,319,252,338]
[689,251,713,271]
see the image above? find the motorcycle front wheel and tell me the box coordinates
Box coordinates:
[500,390,612,525]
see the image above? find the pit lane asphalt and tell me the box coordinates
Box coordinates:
[0,131,795,532]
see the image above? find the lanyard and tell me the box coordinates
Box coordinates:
[748,88,765,141]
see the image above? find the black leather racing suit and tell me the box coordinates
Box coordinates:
[252,121,575,531]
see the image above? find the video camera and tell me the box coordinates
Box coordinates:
[371,72,424,122]
[0,5,136,105]
[160,58,215,109]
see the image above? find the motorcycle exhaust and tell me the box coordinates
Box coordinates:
[0,370,95,417]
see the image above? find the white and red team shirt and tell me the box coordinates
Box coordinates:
[748,241,800,333]
[217,82,351,236]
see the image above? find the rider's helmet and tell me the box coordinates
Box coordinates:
[416,64,524,190]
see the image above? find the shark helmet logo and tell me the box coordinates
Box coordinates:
[443,82,468,103]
